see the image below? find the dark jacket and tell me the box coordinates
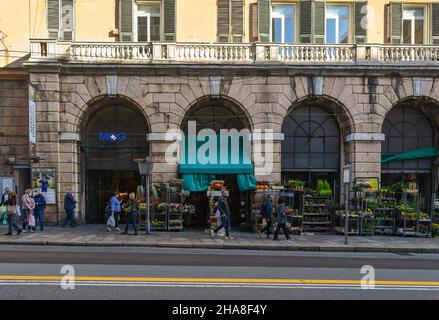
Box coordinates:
[64,192,76,211]
[124,199,138,213]
[261,199,273,219]
[34,194,47,209]
[217,197,230,217]
[0,192,10,206]
[276,203,287,224]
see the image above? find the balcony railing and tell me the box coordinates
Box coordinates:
[29,39,439,65]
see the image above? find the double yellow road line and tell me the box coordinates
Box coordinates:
[0,275,438,288]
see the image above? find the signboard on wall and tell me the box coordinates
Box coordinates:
[31,168,56,204]
[28,85,37,145]
[0,177,15,193]
[355,177,380,192]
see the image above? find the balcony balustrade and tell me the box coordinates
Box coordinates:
[29,39,439,65]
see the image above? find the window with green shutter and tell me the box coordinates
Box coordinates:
[258,0,271,42]
[217,0,243,43]
[354,2,367,44]
[163,0,176,41]
[120,0,133,41]
[432,3,439,45]
[47,0,74,40]
[389,2,403,44]
[249,3,258,42]
[299,0,325,44]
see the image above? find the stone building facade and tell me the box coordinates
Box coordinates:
[21,57,439,223]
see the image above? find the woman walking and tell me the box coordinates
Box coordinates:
[122,192,138,235]
[22,189,35,232]
[5,192,22,236]
[273,197,291,241]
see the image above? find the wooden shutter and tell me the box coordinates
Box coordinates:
[313,0,325,44]
[249,2,258,42]
[217,0,230,42]
[163,0,176,41]
[47,0,60,39]
[258,0,270,42]
[61,0,74,41]
[354,2,367,44]
[231,0,243,42]
[299,0,312,43]
[389,2,403,44]
[431,3,439,45]
[119,0,133,41]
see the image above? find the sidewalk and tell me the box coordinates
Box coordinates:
[1,224,439,253]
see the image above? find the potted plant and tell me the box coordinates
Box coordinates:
[432,224,439,238]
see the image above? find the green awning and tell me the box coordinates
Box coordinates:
[182,174,215,192]
[237,174,257,192]
[381,147,438,164]
[179,134,253,174]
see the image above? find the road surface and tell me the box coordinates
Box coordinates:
[0,245,439,300]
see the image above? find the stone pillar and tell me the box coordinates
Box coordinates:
[253,133,284,184]
[30,70,63,223]
[148,134,178,183]
[345,133,384,181]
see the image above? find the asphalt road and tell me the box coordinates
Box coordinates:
[1,245,439,300]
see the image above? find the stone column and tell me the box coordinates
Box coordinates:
[147,133,178,183]
[253,133,284,184]
[345,133,385,181]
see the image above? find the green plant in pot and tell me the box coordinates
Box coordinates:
[432,224,439,238]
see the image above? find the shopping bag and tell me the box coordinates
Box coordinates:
[107,215,115,227]
[15,206,21,217]
[28,214,36,227]
[262,218,267,229]
[0,205,6,215]
[215,209,221,219]
[2,214,7,225]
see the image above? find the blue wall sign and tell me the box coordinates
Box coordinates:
[99,132,127,142]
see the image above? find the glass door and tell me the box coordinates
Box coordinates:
[403,8,425,45]
[135,4,161,42]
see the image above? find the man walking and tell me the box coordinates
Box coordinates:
[273,197,291,241]
[62,190,76,228]
[211,191,233,240]
[259,194,273,238]
[33,190,46,231]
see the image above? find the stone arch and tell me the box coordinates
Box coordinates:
[76,94,151,135]
[286,94,355,136]
[179,95,254,131]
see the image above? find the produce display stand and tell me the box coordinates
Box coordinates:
[167,180,185,231]
[374,196,396,235]
[396,191,419,237]
[357,190,376,236]
[333,210,360,235]
[301,195,333,232]
[206,180,228,235]
[281,189,303,234]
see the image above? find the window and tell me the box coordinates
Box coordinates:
[403,8,425,45]
[271,4,296,44]
[134,3,161,42]
[325,5,350,44]
[47,0,74,40]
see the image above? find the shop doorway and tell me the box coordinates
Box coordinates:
[382,105,436,214]
[81,99,149,223]
[281,103,342,202]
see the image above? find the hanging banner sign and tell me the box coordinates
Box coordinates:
[28,85,37,145]
[32,168,57,204]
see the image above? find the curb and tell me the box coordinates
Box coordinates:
[0,240,437,254]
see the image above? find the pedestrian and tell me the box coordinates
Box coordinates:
[122,192,138,235]
[259,194,273,238]
[4,192,22,236]
[33,190,46,231]
[273,197,291,241]
[211,190,233,240]
[109,191,121,232]
[22,189,35,232]
[62,190,76,228]
[0,187,11,225]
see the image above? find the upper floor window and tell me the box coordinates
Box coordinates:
[271,4,296,44]
[47,0,74,40]
[134,3,161,42]
[403,8,425,45]
[325,5,350,44]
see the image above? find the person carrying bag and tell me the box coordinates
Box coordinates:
[4,192,22,236]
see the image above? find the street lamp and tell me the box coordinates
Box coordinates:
[137,156,153,234]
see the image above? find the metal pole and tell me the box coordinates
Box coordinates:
[344,183,348,245]
[146,172,151,235]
